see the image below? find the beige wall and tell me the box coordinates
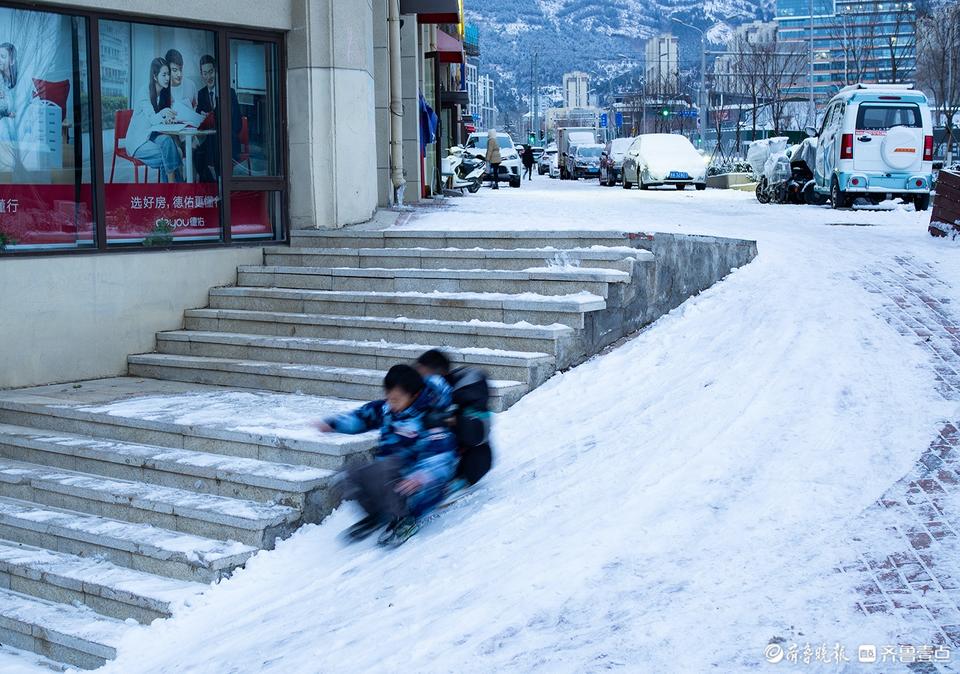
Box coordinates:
[31,0,294,30]
[0,247,262,389]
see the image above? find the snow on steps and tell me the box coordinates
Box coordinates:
[0,588,130,670]
[0,458,300,548]
[153,331,556,388]
[288,228,653,250]
[0,399,373,472]
[182,309,578,366]
[0,422,335,508]
[128,354,529,412]
[206,287,606,329]
[264,245,653,272]
[0,497,256,584]
[235,265,629,298]
[0,539,204,624]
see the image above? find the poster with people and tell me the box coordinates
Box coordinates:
[101,20,223,243]
[0,7,94,251]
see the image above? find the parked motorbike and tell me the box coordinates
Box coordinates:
[445,146,484,194]
[749,137,826,206]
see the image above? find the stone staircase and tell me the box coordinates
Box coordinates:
[0,229,756,669]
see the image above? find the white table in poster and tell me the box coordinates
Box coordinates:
[154,126,216,183]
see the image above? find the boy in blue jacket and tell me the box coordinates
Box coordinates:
[316,364,457,546]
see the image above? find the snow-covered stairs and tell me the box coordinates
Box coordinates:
[132,229,659,408]
[0,229,757,669]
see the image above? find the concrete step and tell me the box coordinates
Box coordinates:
[0,539,203,625]
[289,229,651,250]
[0,588,129,670]
[155,331,556,388]
[184,308,577,367]
[0,496,256,583]
[0,395,374,472]
[127,354,529,412]
[208,287,606,329]
[0,459,300,549]
[264,246,651,272]
[236,265,629,298]
[0,423,335,516]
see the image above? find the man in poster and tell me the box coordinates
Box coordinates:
[194,54,240,182]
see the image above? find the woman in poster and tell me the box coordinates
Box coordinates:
[0,41,17,172]
[124,56,182,182]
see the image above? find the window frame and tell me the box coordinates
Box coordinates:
[0,0,288,258]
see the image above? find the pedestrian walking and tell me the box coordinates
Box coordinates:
[485,129,501,190]
[522,144,535,181]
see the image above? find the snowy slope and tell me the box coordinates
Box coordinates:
[93,183,958,674]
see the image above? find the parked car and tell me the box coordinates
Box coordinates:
[557,126,597,179]
[549,150,561,179]
[464,132,523,188]
[599,137,635,186]
[622,134,707,190]
[808,83,933,210]
[538,144,558,175]
[565,143,604,179]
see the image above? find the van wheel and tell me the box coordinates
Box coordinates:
[831,178,850,209]
[914,193,931,211]
[695,183,706,191]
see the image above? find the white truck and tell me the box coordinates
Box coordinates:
[556,126,597,180]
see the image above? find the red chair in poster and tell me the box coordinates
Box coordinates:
[110,109,159,183]
[238,116,252,175]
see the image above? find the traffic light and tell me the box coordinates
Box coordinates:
[661,109,670,118]
[529,133,536,144]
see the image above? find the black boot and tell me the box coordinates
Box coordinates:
[342,514,383,542]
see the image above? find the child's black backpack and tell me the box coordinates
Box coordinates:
[447,367,490,447]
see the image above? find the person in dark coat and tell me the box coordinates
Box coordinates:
[194,54,242,182]
[416,350,493,490]
[521,144,535,181]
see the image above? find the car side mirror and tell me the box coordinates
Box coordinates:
[805,126,817,138]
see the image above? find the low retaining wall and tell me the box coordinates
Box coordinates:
[572,231,758,364]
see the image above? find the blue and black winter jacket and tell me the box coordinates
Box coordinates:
[324,375,456,467]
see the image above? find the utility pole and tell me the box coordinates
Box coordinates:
[808,0,815,123]
[672,18,706,149]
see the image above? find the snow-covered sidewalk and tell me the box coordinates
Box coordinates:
[38,180,956,673]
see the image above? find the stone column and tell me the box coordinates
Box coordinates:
[287,0,378,229]
[372,0,392,207]
[400,13,422,203]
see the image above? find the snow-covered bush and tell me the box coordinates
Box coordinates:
[707,159,752,177]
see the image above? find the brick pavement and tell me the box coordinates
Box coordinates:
[841,257,960,672]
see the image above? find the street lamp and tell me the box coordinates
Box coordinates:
[672,18,706,150]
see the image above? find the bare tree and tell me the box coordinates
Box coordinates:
[916,2,960,164]
[830,5,874,87]
[758,40,808,134]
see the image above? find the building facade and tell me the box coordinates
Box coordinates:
[645,34,679,96]
[562,71,589,109]
[478,73,497,129]
[1,0,463,389]
[776,0,918,99]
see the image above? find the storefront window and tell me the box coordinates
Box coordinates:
[229,39,280,177]
[100,20,221,245]
[230,190,282,240]
[0,8,93,252]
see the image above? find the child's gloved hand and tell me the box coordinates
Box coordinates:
[312,420,333,433]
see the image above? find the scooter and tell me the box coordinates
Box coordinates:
[445,146,484,194]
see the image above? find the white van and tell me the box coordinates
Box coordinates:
[810,84,933,210]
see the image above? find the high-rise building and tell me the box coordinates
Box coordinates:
[776,0,917,99]
[562,71,590,109]
[479,74,498,129]
[645,34,679,96]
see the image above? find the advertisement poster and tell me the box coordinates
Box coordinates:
[0,8,94,251]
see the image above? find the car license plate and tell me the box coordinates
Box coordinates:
[669,171,690,180]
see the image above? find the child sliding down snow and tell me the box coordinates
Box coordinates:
[316,364,457,547]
